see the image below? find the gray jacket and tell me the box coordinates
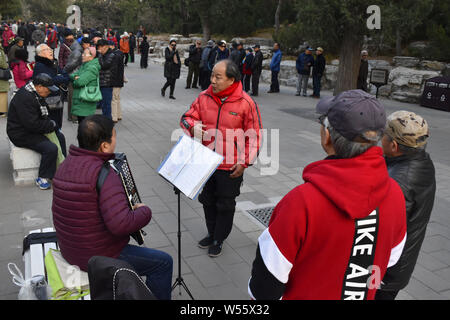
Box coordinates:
[63,41,83,74]
[31,29,45,45]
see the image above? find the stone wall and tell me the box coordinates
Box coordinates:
[146,35,450,104]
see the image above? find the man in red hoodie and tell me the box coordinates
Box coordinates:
[180,60,262,257]
[248,90,407,300]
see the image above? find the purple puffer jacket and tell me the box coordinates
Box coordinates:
[52,145,152,271]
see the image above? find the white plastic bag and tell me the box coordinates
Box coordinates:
[7,263,51,300]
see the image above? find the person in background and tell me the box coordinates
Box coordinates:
[230,41,245,79]
[33,43,70,129]
[97,39,116,119]
[120,32,130,67]
[2,24,15,54]
[109,40,125,123]
[46,25,59,52]
[242,47,254,93]
[295,47,314,97]
[377,111,436,300]
[199,40,214,90]
[52,114,173,300]
[129,32,136,63]
[7,73,66,190]
[250,44,263,97]
[31,24,45,48]
[207,40,229,72]
[186,39,202,89]
[70,47,101,124]
[139,36,150,69]
[11,48,34,89]
[357,50,369,92]
[311,47,326,98]
[161,39,181,100]
[7,36,24,65]
[0,42,9,117]
[268,42,282,93]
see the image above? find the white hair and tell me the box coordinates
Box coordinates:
[36,43,48,56]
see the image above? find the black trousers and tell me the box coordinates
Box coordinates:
[252,71,261,95]
[129,48,135,63]
[123,53,129,66]
[49,108,63,130]
[162,77,176,96]
[270,71,280,92]
[375,289,399,300]
[140,54,148,69]
[243,74,252,92]
[187,62,200,88]
[200,68,211,90]
[26,130,67,179]
[198,170,243,243]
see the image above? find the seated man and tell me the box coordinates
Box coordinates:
[51,115,173,300]
[7,73,66,190]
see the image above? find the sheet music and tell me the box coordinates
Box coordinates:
[158,135,223,199]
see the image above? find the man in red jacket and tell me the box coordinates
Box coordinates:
[180,60,262,257]
[248,90,407,300]
[52,115,173,300]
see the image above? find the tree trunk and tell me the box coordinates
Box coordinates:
[275,0,282,34]
[334,31,363,96]
[395,27,402,56]
[199,12,211,42]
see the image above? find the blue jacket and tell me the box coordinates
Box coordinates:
[296,52,314,75]
[270,49,282,72]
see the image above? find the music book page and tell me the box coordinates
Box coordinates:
[158,135,223,199]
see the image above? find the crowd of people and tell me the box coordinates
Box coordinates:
[0,19,438,301]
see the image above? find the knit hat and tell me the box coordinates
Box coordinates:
[385,111,429,148]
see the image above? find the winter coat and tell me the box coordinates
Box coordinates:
[7,83,56,147]
[110,49,124,88]
[200,45,213,70]
[33,55,70,98]
[52,145,152,272]
[63,40,83,74]
[139,41,149,55]
[270,49,282,72]
[242,53,254,75]
[46,30,58,49]
[120,38,130,54]
[70,58,101,117]
[312,54,326,76]
[208,47,230,71]
[2,27,15,48]
[58,40,73,70]
[357,59,369,91]
[249,147,407,300]
[180,81,263,171]
[11,60,33,89]
[296,52,314,75]
[381,151,436,291]
[164,47,181,79]
[98,48,116,88]
[251,50,263,74]
[230,48,245,69]
[7,43,23,63]
[188,44,203,65]
[31,29,45,45]
[0,47,9,93]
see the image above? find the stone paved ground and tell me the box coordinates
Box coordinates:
[0,53,449,300]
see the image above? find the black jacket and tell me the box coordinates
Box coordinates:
[7,84,56,147]
[381,151,436,290]
[357,59,369,91]
[110,49,124,88]
[98,48,116,88]
[313,54,326,76]
[230,48,245,69]
[164,47,181,79]
[33,55,69,98]
[251,50,263,74]
[188,44,202,64]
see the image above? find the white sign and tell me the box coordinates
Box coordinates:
[66,5,81,30]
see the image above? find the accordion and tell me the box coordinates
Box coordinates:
[108,153,147,245]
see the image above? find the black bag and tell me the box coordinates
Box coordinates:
[0,68,12,81]
[184,57,190,67]
[87,256,156,300]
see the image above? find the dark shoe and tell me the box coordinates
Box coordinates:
[169,95,176,100]
[302,94,307,97]
[267,90,274,93]
[295,93,301,96]
[192,86,199,89]
[208,241,223,257]
[185,86,190,89]
[161,88,165,97]
[251,93,258,96]
[198,235,214,249]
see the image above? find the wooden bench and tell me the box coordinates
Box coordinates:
[23,228,90,300]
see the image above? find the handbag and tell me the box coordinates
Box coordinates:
[79,76,102,102]
[0,68,12,81]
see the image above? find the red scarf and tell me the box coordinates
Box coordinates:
[209,81,240,106]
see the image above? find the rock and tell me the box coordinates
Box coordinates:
[388,67,439,103]
[393,56,420,68]
[331,59,339,66]
[368,59,391,70]
[245,37,274,47]
[443,64,450,77]
[419,60,446,72]
[231,37,246,45]
[377,84,392,97]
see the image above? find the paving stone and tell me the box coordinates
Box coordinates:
[206,282,249,300]
[184,255,233,288]
[410,264,450,292]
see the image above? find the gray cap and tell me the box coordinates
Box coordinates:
[316,89,386,141]
[33,73,59,93]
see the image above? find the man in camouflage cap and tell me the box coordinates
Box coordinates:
[378,111,436,300]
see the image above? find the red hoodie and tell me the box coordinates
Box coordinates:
[249,147,407,300]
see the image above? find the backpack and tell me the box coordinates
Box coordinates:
[87,256,156,300]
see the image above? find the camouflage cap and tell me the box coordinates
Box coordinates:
[385,111,429,148]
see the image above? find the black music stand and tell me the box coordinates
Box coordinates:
[171,187,194,300]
